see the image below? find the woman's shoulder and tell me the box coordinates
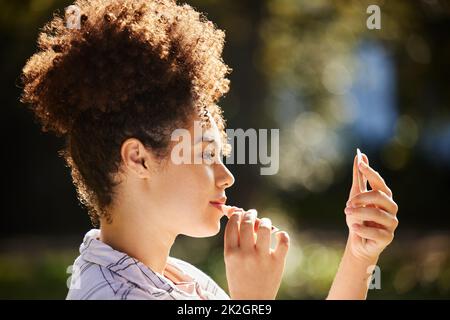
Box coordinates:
[66,258,175,300]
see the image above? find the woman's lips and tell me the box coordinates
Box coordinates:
[209,202,225,211]
[221,205,280,233]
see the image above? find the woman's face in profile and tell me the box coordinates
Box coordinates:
[146,114,235,238]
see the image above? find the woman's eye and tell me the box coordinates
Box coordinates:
[203,150,216,160]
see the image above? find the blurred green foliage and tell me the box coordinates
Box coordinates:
[0,249,76,299]
[1,232,449,299]
[175,231,450,299]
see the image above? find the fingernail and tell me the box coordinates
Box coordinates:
[243,212,254,221]
[359,162,368,169]
[223,205,233,216]
[230,212,240,220]
[277,231,290,242]
[246,209,258,219]
[259,218,272,228]
[344,207,353,214]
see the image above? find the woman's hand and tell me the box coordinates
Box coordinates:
[224,208,290,300]
[345,153,399,262]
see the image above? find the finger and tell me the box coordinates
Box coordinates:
[351,224,394,243]
[226,208,244,217]
[345,206,398,231]
[273,231,290,259]
[361,153,369,166]
[255,218,272,254]
[348,190,398,215]
[239,210,257,251]
[356,152,369,192]
[358,161,393,198]
[254,217,261,232]
[361,153,369,189]
[350,153,369,199]
[350,155,360,198]
[364,220,386,229]
[254,217,280,233]
[227,206,264,233]
[224,212,241,252]
[223,205,238,218]
[352,155,358,187]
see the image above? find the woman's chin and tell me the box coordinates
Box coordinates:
[186,221,221,238]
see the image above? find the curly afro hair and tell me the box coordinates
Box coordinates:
[21,0,232,226]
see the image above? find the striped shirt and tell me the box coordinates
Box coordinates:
[66,229,231,300]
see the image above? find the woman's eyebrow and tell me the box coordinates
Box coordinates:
[195,135,223,153]
[194,133,217,144]
[202,135,217,143]
[194,134,223,154]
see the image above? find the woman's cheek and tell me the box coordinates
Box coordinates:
[190,161,215,186]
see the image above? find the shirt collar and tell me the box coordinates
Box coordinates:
[79,229,187,294]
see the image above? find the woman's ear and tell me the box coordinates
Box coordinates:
[120,138,151,178]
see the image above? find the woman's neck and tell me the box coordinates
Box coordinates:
[99,204,177,276]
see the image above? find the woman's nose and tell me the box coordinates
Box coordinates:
[216,162,235,189]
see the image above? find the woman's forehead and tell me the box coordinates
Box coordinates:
[203,113,221,141]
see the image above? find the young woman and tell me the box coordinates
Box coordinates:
[21,0,399,300]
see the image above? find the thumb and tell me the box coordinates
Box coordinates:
[273,231,290,259]
[349,152,369,199]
